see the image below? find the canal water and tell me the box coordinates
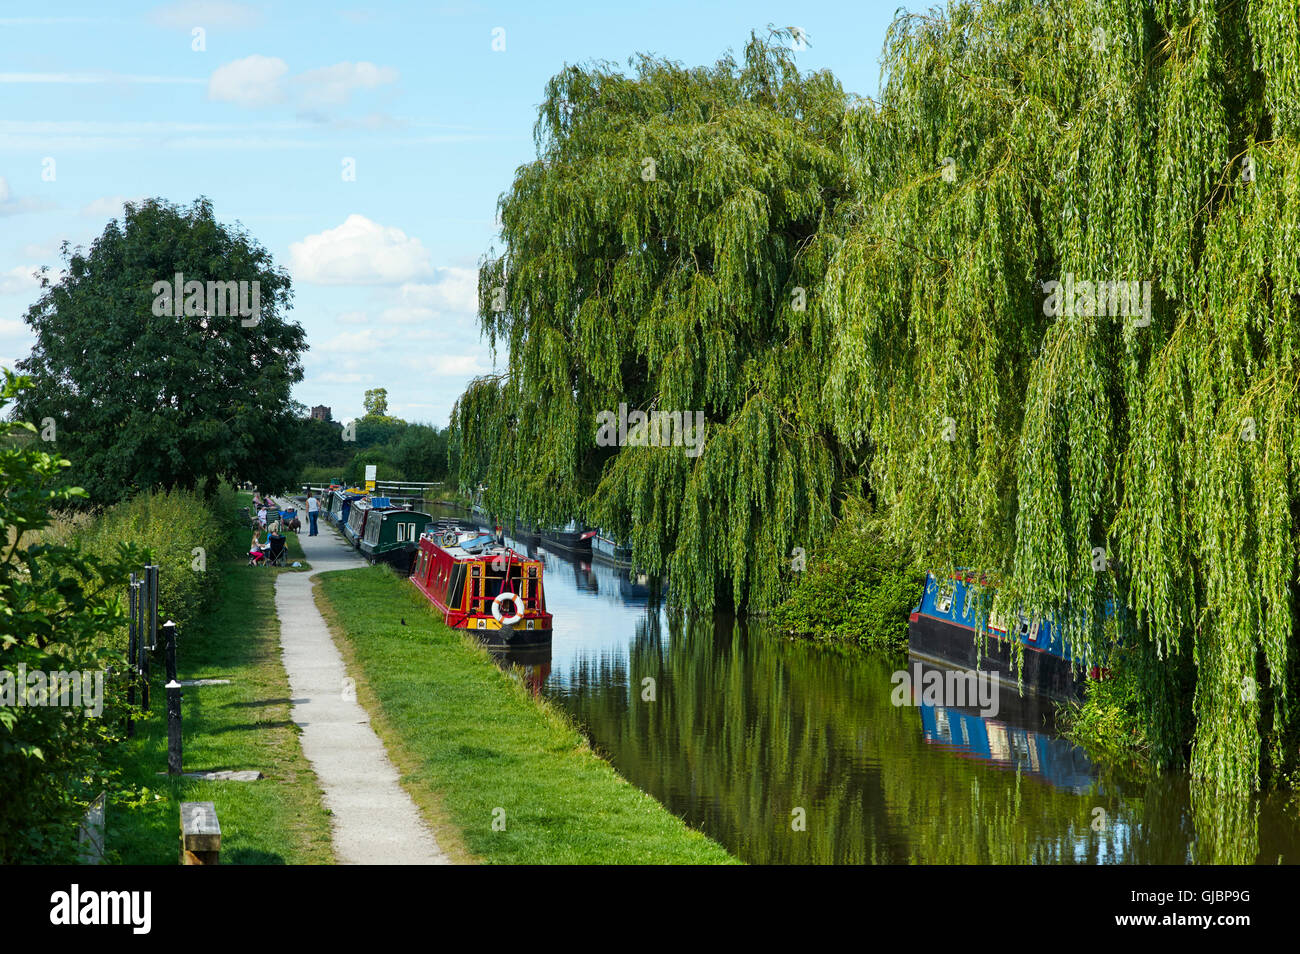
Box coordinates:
[446,509,1300,864]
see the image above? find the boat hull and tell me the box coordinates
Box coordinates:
[591,534,632,567]
[541,528,592,553]
[908,611,1084,703]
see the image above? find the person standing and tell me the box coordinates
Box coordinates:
[306,491,319,536]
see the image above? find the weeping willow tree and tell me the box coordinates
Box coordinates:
[458,30,850,611]
[454,4,1300,795]
[824,0,1300,794]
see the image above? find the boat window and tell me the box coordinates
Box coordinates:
[934,582,954,614]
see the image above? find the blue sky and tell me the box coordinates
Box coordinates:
[0,0,911,427]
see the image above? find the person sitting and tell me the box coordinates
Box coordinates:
[249,531,266,566]
[265,529,287,566]
[257,506,268,530]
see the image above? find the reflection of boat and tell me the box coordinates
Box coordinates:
[905,659,1096,793]
[541,521,595,554]
[486,644,552,697]
[618,571,652,601]
[410,527,553,647]
[918,702,1096,794]
[909,572,1092,702]
[591,530,633,567]
[572,558,598,592]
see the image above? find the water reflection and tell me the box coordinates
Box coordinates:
[441,507,1299,864]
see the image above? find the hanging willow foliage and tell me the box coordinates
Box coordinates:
[453,5,1300,794]
[825,0,1300,792]
[456,30,850,611]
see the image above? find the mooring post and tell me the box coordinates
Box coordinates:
[139,566,154,714]
[166,678,183,776]
[163,619,182,774]
[126,575,137,738]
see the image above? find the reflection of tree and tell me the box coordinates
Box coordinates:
[551,613,1283,864]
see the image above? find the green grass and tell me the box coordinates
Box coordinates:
[315,566,739,865]
[105,494,332,864]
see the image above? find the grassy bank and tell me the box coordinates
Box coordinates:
[105,492,332,864]
[315,565,737,864]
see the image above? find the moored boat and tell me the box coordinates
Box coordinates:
[908,572,1098,703]
[410,526,553,646]
[540,521,595,554]
[591,530,633,567]
[359,507,433,572]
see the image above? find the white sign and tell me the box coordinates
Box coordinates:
[365,465,377,482]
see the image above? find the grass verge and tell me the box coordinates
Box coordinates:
[315,565,738,864]
[105,494,332,864]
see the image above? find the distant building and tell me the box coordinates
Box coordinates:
[311,405,332,422]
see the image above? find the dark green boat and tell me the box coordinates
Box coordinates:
[360,507,433,572]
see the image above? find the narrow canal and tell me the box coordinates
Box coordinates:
[443,508,1300,864]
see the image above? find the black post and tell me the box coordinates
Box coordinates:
[165,679,182,776]
[162,620,178,683]
[139,570,151,715]
[165,618,181,776]
[126,575,137,738]
[147,565,159,651]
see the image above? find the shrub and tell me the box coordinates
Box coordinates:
[0,373,134,863]
[771,500,923,652]
[75,487,233,637]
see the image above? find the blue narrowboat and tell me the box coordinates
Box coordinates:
[909,572,1095,702]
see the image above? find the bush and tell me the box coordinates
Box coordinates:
[75,487,234,637]
[0,373,133,863]
[771,500,923,652]
[1057,647,1151,772]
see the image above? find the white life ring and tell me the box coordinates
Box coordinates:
[491,591,523,626]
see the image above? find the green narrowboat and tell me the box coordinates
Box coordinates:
[360,507,433,571]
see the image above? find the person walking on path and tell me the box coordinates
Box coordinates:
[306,491,320,536]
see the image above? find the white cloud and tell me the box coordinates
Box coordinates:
[206,57,397,112]
[0,177,53,217]
[295,62,398,108]
[428,354,485,375]
[399,268,477,314]
[80,196,146,218]
[149,1,263,29]
[0,266,40,295]
[290,215,432,285]
[207,54,288,107]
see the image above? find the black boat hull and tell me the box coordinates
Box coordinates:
[540,529,592,553]
[907,612,1084,703]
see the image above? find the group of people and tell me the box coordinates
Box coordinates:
[247,489,321,565]
[249,490,295,565]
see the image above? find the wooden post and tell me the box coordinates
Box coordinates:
[179,801,221,865]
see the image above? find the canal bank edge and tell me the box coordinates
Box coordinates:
[312,565,739,865]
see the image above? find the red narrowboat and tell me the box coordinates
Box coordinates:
[410,527,553,646]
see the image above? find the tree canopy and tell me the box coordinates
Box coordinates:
[15,197,306,504]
